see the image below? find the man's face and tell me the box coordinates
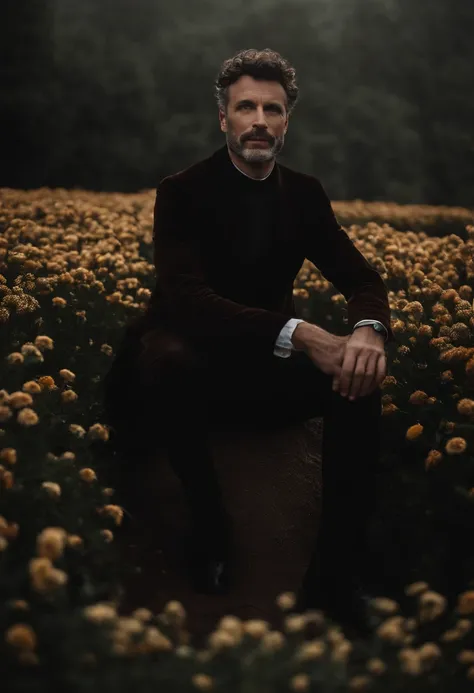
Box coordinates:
[219,75,289,164]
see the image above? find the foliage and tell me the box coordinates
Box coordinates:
[2,0,474,204]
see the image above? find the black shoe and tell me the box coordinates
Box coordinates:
[295,578,384,639]
[186,510,233,595]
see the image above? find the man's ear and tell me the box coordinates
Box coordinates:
[219,108,227,133]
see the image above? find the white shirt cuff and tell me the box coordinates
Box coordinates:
[273,318,306,358]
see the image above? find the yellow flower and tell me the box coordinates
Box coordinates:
[67,535,83,549]
[5,624,37,651]
[457,591,474,616]
[83,603,117,623]
[405,580,429,597]
[418,642,442,666]
[425,450,443,470]
[29,557,68,592]
[0,517,19,540]
[243,619,270,638]
[99,504,124,526]
[458,650,474,665]
[295,639,327,661]
[8,392,34,409]
[17,408,39,426]
[369,597,399,615]
[37,376,56,391]
[132,608,153,623]
[100,529,114,543]
[440,370,454,382]
[467,357,474,378]
[440,288,459,302]
[69,424,86,438]
[445,437,467,455]
[7,599,29,610]
[61,389,78,403]
[418,591,447,623]
[0,448,17,465]
[163,600,186,627]
[2,470,14,489]
[140,626,172,652]
[22,381,42,395]
[207,629,237,651]
[376,616,406,645]
[260,630,286,652]
[37,527,67,560]
[348,674,373,690]
[289,673,310,691]
[409,390,428,405]
[276,591,297,611]
[87,423,110,442]
[366,658,387,675]
[191,673,214,691]
[382,403,399,415]
[79,468,97,483]
[457,398,474,416]
[42,481,61,498]
[34,336,54,352]
[283,614,306,633]
[406,424,423,441]
[398,648,423,675]
[59,368,75,383]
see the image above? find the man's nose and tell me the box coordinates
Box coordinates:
[253,107,268,125]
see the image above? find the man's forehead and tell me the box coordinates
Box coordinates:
[230,78,286,104]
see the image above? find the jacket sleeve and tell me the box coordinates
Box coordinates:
[305,178,395,343]
[152,176,293,350]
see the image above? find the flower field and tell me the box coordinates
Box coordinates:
[1,187,474,691]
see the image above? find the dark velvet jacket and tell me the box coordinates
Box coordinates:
[133,144,394,355]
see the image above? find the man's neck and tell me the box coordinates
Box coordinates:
[227,147,275,181]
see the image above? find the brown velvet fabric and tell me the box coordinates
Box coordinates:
[128,144,394,355]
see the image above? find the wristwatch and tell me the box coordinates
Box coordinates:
[352,319,388,340]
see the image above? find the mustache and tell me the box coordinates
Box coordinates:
[244,136,272,142]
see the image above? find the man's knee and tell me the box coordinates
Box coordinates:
[137,328,205,381]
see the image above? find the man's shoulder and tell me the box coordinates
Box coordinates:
[156,147,224,192]
[278,160,323,192]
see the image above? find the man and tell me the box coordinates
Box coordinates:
[103,48,394,637]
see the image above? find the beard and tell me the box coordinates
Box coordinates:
[226,128,284,163]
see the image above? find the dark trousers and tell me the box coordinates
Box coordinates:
[103,326,382,581]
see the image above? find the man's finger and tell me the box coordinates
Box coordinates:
[365,352,387,397]
[339,347,357,396]
[377,352,387,387]
[348,352,371,399]
[357,352,379,398]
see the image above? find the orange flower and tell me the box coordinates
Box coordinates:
[406,424,423,441]
[425,450,443,470]
[445,437,467,455]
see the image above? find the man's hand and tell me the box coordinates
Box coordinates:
[293,323,351,377]
[332,327,386,400]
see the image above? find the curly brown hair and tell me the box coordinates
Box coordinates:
[214,48,299,116]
